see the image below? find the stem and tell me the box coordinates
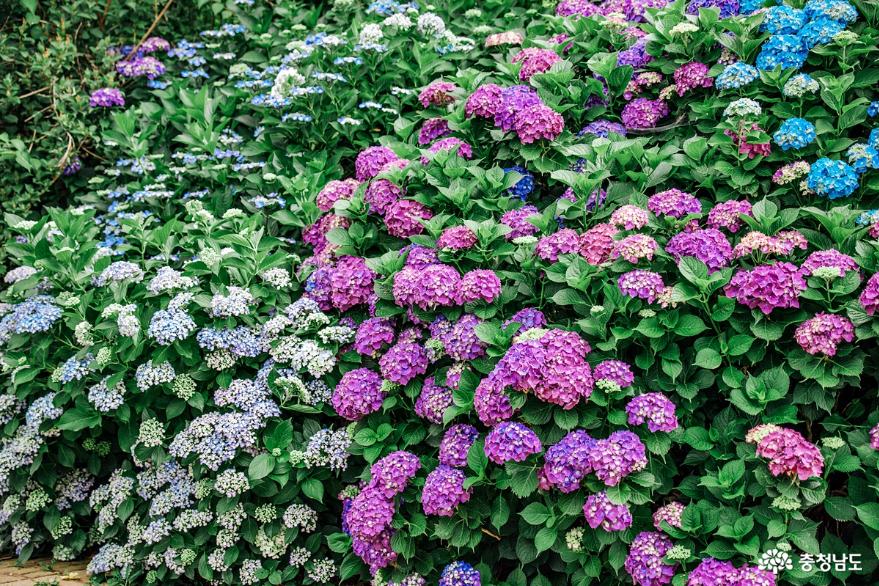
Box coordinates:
[125,0,175,60]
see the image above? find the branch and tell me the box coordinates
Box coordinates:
[125,0,175,60]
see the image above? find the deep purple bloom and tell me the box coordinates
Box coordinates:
[484,422,542,464]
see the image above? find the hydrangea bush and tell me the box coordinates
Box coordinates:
[3,0,879,584]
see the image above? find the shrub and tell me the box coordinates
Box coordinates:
[3,0,879,584]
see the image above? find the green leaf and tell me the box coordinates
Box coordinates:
[520,502,551,526]
[675,315,707,337]
[533,526,557,553]
[694,348,722,369]
[56,407,101,432]
[855,503,879,531]
[248,454,276,481]
[301,478,324,502]
[726,334,754,356]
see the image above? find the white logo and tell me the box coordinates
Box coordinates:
[758,549,793,574]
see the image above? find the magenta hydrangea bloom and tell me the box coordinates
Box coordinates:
[393,264,462,309]
[625,532,676,586]
[465,83,504,119]
[484,421,542,464]
[736,566,777,586]
[419,118,451,145]
[665,228,732,272]
[653,502,685,531]
[627,393,679,432]
[330,256,375,311]
[332,368,385,420]
[494,86,542,132]
[489,329,593,410]
[860,272,879,315]
[474,377,516,426]
[537,229,581,262]
[414,378,453,424]
[439,424,480,468]
[584,491,633,532]
[512,48,561,80]
[613,234,658,263]
[351,529,397,575]
[439,314,487,361]
[501,205,541,239]
[801,249,859,277]
[673,62,713,96]
[556,0,600,16]
[581,223,619,265]
[368,450,421,497]
[687,558,740,585]
[365,179,403,215]
[316,178,360,211]
[356,146,399,181]
[725,262,807,314]
[419,80,457,108]
[514,104,565,144]
[423,137,473,163]
[538,430,596,492]
[379,342,429,385]
[588,430,648,486]
[437,226,477,251]
[707,200,753,233]
[503,307,546,334]
[89,87,125,108]
[755,428,824,481]
[618,270,666,303]
[460,270,502,304]
[594,360,634,387]
[346,487,395,540]
[795,313,854,356]
[422,465,472,516]
[622,98,669,130]
[869,424,879,450]
[384,199,432,237]
[355,317,396,358]
[648,188,702,218]
[403,245,439,268]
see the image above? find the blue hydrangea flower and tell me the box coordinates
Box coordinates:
[715,63,759,90]
[773,118,816,151]
[439,561,481,586]
[846,143,879,173]
[804,0,858,23]
[761,6,806,34]
[756,35,808,70]
[740,0,765,13]
[807,158,860,199]
[868,102,879,117]
[504,166,535,200]
[798,18,846,48]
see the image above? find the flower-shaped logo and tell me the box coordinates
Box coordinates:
[758,549,793,574]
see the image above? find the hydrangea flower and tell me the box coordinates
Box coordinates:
[794,313,854,356]
[807,158,860,199]
[725,262,807,314]
[625,531,676,586]
[484,422,542,464]
[626,393,679,432]
[421,465,472,516]
[755,427,824,481]
[715,63,759,90]
[331,368,385,420]
[773,118,816,150]
[584,491,633,531]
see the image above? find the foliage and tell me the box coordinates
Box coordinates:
[2,0,879,585]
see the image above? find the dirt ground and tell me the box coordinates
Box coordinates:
[0,558,89,586]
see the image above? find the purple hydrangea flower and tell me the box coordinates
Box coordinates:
[584,491,633,531]
[439,561,480,586]
[379,342,429,385]
[414,378,453,424]
[89,87,125,107]
[368,451,421,497]
[332,368,385,421]
[593,360,634,387]
[725,262,807,314]
[421,465,472,516]
[465,84,504,119]
[626,393,679,432]
[665,229,732,272]
[439,424,480,468]
[484,422,542,464]
[356,146,399,181]
[588,430,648,486]
[354,317,396,358]
[459,270,502,304]
[625,531,676,586]
[539,430,596,492]
[794,313,854,356]
[648,189,702,218]
[618,270,666,303]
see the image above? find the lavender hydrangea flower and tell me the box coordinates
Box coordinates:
[368,451,421,497]
[354,317,396,357]
[584,491,633,531]
[414,378,453,424]
[421,465,472,516]
[331,368,385,421]
[593,360,634,388]
[356,146,399,181]
[648,189,702,218]
[618,270,665,303]
[665,229,732,272]
[89,88,125,107]
[459,270,502,304]
[484,422,542,464]
[379,342,429,385]
[624,531,676,586]
[437,424,481,469]
[588,430,648,486]
[539,430,596,492]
